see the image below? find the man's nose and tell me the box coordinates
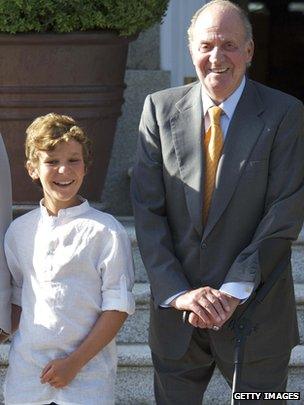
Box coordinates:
[209,46,223,63]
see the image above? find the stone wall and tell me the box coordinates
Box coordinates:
[101,25,171,215]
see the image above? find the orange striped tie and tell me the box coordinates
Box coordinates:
[203,106,223,223]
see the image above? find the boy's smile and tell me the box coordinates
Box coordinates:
[28,139,85,215]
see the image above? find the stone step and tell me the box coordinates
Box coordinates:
[291,245,304,284]
[295,227,304,245]
[118,283,304,345]
[122,218,149,283]
[120,217,304,285]
[117,282,149,344]
[295,283,304,345]
[115,343,304,404]
[0,343,302,404]
[117,283,150,343]
[0,342,303,404]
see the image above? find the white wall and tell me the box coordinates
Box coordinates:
[160,0,209,87]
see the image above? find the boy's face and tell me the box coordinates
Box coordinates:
[27,139,85,215]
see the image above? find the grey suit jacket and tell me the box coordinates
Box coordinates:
[131,79,304,361]
[0,134,12,333]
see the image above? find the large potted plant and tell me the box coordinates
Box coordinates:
[0,0,169,204]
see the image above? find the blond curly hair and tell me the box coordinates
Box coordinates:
[25,113,92,169]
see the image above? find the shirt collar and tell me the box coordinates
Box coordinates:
[202,76,246,119]
[40,196,90,219]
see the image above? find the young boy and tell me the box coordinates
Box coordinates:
[4,113,135,405]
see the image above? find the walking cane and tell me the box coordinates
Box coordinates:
[230,238,292,405]
[182,239,292,403]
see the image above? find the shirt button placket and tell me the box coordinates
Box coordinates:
[46,238,58,273]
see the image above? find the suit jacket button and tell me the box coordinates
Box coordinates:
[201,242,207,249]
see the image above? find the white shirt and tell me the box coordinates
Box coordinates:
[4,199,135,405]
[162,77,253,306]
[202,76,246,139]
[203,77,253,300]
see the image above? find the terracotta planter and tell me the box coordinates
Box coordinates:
[0,31,132,203]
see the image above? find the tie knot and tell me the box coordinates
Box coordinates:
[209,106,222,126]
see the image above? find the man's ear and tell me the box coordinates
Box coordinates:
[26,161,39,180]
[246,39,254,63]
[189,43,194,64]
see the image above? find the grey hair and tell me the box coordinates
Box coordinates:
[187,0,253,45]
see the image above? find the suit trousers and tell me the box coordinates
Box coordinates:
[152,328,290,405]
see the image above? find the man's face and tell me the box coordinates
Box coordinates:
[190,5,254,103]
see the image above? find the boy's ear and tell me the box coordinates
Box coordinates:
[26,161,39,180]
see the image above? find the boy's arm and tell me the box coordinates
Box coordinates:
[40,309,127,388]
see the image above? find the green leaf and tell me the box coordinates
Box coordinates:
[0,0,169,35]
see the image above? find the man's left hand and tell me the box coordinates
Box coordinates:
[190,293,240,330]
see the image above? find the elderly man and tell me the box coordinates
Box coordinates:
[131,0,304,403]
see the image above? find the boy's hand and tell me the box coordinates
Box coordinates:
[40,310,128,389]
[40,356,81,388]
[0,330,9,343]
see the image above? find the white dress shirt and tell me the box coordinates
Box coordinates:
[4,199,135,405]
[162,77,253,306]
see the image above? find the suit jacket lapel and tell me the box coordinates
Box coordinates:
[171,83,204,236]
[202,80,265,240]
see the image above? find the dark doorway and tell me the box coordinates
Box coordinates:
[237,1,304,102]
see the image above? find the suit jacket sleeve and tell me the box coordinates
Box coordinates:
[225,98,304,288]
[131,95,192,306]
[0,134,12,332]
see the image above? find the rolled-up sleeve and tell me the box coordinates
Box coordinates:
[99,228,135,315]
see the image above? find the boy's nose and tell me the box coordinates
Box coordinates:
[58,165,68,174]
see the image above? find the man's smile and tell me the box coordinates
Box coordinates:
[209,67,229,74]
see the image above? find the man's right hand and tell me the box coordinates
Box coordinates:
[170,287,237,329]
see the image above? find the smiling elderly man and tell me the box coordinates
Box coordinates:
[131,0,304,403]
